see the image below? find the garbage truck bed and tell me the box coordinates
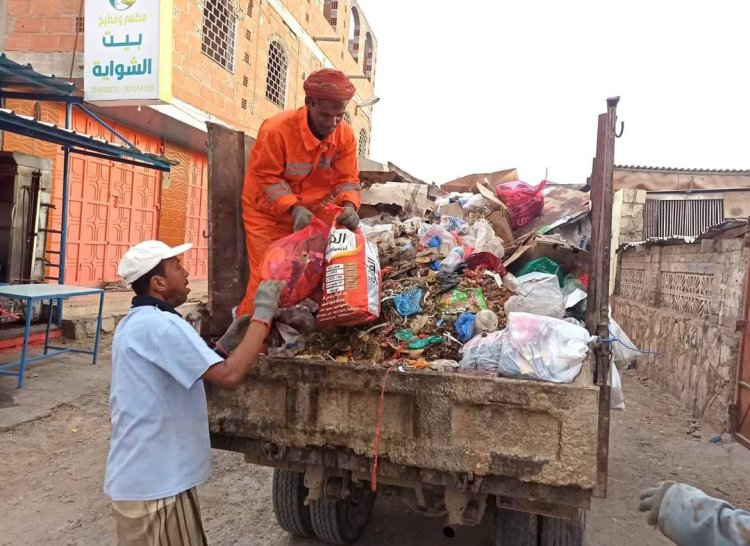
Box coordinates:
[203,98,621,545]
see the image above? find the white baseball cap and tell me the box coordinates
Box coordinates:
[117,240,193,284]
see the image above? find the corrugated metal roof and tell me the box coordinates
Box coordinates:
[618,219,749,251]
[0,53,77,95]
[0,108,174,171]
[615,164,750,175]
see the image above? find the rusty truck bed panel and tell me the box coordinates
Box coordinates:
[207,357,599,490]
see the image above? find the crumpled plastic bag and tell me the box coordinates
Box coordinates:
[461,312,594,383]
[460,219,505,259]
[495,180,546,229]
[458,330,504,374]
[361,223,396,255]
[455,312,476,343]
[611,363,625,410]
[394,288,423,317]
[609,318,640,366]
[504,272,565,319]
[259,217,328,308]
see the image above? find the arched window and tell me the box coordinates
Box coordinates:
[348,8,360,61]
[358,128,368,157]
[343,112,352,124]
[265,41,288,108]
[364,32,374,80]
[323,0,338,30]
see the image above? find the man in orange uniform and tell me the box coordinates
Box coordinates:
[236,68,361,317]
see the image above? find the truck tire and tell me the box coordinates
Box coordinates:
[309,485,376,545]
[495,508,587,546]
[271,469,315,537]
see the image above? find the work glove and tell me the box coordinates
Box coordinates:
[291,205,314,232]
[215,314,251,356]
[336,202,360,230]
[638,481,676,526]
[252,280,286,326]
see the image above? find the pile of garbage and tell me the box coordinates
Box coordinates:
[264,172,638,390]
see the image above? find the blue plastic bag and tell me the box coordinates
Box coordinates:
[455,312,476,343]
[394,288,424,317]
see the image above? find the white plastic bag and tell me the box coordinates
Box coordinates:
[497,312,593,383]
[361,224,396,254]
[461,219,505,258]
[609,318,640,366]
[610,363,625,410]
[460,313,593,383]
[504,273,565,319]
[459,330,504,373]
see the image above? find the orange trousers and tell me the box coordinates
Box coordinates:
[235,208,294,317]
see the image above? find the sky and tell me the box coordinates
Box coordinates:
[357,0,750,186]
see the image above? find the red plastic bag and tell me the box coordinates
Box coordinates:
[259,218,328,308]
[495,180,547,229]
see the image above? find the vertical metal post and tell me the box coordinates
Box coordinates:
[56,101,73,326]
[44,297,53,355]
[18,297,33,389]
[92,291,104,365]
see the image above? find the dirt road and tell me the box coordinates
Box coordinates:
[2,350,749,546]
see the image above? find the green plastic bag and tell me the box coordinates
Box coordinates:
[438,289,488,314]
[406,335,445,350]
[516,257,565,286]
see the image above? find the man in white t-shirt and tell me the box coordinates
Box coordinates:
[104,240,282,545]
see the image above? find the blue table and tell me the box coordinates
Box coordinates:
[0,284,105,388]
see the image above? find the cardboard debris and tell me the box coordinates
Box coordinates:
[441,168,518,193]
[439,201,464,219]
[512,186,591,240]
[360,182,432,216]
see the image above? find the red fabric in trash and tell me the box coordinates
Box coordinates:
[464,252,508,276]
[259,217,328,308]
[495,180,547,229]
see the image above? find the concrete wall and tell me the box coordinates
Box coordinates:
[618,188,646,243]
[613,237,748,430]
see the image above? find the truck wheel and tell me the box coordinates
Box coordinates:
[272,469,315,537]
[309,485,376,545]
[495,508,587,546]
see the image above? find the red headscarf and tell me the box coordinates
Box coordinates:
[303,68,356,101]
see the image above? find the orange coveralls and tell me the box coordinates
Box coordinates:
[236,107,361,317]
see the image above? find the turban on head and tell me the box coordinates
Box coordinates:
[303,69,356,101]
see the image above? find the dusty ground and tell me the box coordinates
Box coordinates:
[1,343,750,546]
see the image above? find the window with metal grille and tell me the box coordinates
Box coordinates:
[323,0,338,29]
[343,112,352,124]
[348,8,360,61]
[247,0,254,17]
[241,98,248,110]
[266,41,288,108]
[358,129,368,157]
[75,16,85,32]
[201,0,237,72]
[363,31,374,79]
[643,198,725,239]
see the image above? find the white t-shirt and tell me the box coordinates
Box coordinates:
[104,305,222,501]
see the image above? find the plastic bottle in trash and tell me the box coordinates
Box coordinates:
[439,247,465,274]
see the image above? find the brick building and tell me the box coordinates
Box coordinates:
[0,0,378,285]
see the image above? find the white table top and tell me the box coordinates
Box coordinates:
[0,283,104,300]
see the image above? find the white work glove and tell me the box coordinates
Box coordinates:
[336,202,360,230]
[251,280,286,326]
[215,315,251,355]
[291,205,314,232]
[638,481,676,526]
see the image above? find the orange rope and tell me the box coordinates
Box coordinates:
[371,365,395,491]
